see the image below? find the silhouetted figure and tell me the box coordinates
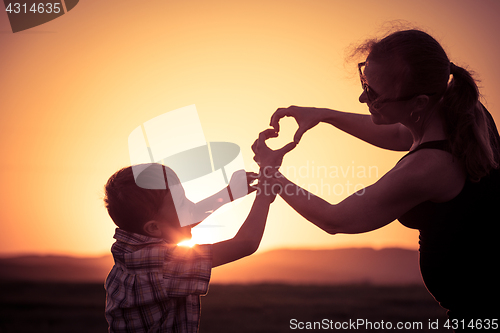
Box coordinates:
[102,140,293,333]
[253,29,499,331]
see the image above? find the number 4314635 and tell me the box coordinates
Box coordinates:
[444,318,498,330]
[5,3,62,14]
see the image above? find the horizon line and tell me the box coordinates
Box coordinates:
[0,245,418,259]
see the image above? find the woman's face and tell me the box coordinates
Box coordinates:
[359,59,411,125]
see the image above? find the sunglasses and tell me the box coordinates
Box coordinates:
[358,62,423,108]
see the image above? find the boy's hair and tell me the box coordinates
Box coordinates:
[104,164,179,234]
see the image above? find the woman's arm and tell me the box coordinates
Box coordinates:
[270,106,413,151]
[271,149,465,235]
[273,170,412,234]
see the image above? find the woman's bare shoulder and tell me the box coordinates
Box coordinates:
[395,148,466,202]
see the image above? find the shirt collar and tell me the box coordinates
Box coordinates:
[113,228,166,246]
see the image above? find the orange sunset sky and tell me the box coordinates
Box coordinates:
[0,0,499,257]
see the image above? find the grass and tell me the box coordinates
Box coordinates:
[0,282,449,332]
[200,284,449,332]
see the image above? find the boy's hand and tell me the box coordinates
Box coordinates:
[227,170,277,203]
[228,170,259,201]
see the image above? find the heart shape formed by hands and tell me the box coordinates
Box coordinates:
[252,126,297,175]
[265,116,298,151]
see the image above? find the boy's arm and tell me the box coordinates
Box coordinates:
[211,129,296,268]
[211,186,274,268]
[192,171,258,223]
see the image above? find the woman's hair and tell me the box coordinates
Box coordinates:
[104,164,177,234]
[351,28,499,181]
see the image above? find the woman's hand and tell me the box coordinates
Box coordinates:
[270,105,325,143]
[252,128,296,178]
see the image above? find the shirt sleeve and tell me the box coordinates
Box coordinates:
[162,244,212,297]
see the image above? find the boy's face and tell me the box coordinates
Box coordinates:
[154,184,200,244]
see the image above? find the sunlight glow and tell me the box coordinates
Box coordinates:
[178,239,197,248]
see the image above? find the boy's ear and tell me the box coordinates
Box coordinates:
[143,220,162,237]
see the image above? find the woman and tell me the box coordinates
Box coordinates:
[253,29,499,329]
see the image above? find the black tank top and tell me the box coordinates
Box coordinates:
[397,139,500,316]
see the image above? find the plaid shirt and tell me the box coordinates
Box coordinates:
[105,229,212,333]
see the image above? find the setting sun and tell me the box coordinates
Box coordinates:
[178,239,196,248]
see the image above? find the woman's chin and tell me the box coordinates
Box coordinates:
[370,113,393,125]
[370,113,383,124]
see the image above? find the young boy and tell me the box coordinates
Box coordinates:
[103,135,294,333]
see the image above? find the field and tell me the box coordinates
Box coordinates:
[0,282,450,332]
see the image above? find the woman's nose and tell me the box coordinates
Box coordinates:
[359,90,368,104]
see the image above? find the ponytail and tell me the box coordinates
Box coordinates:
[351,28,500,181]
[441,63,499,181]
